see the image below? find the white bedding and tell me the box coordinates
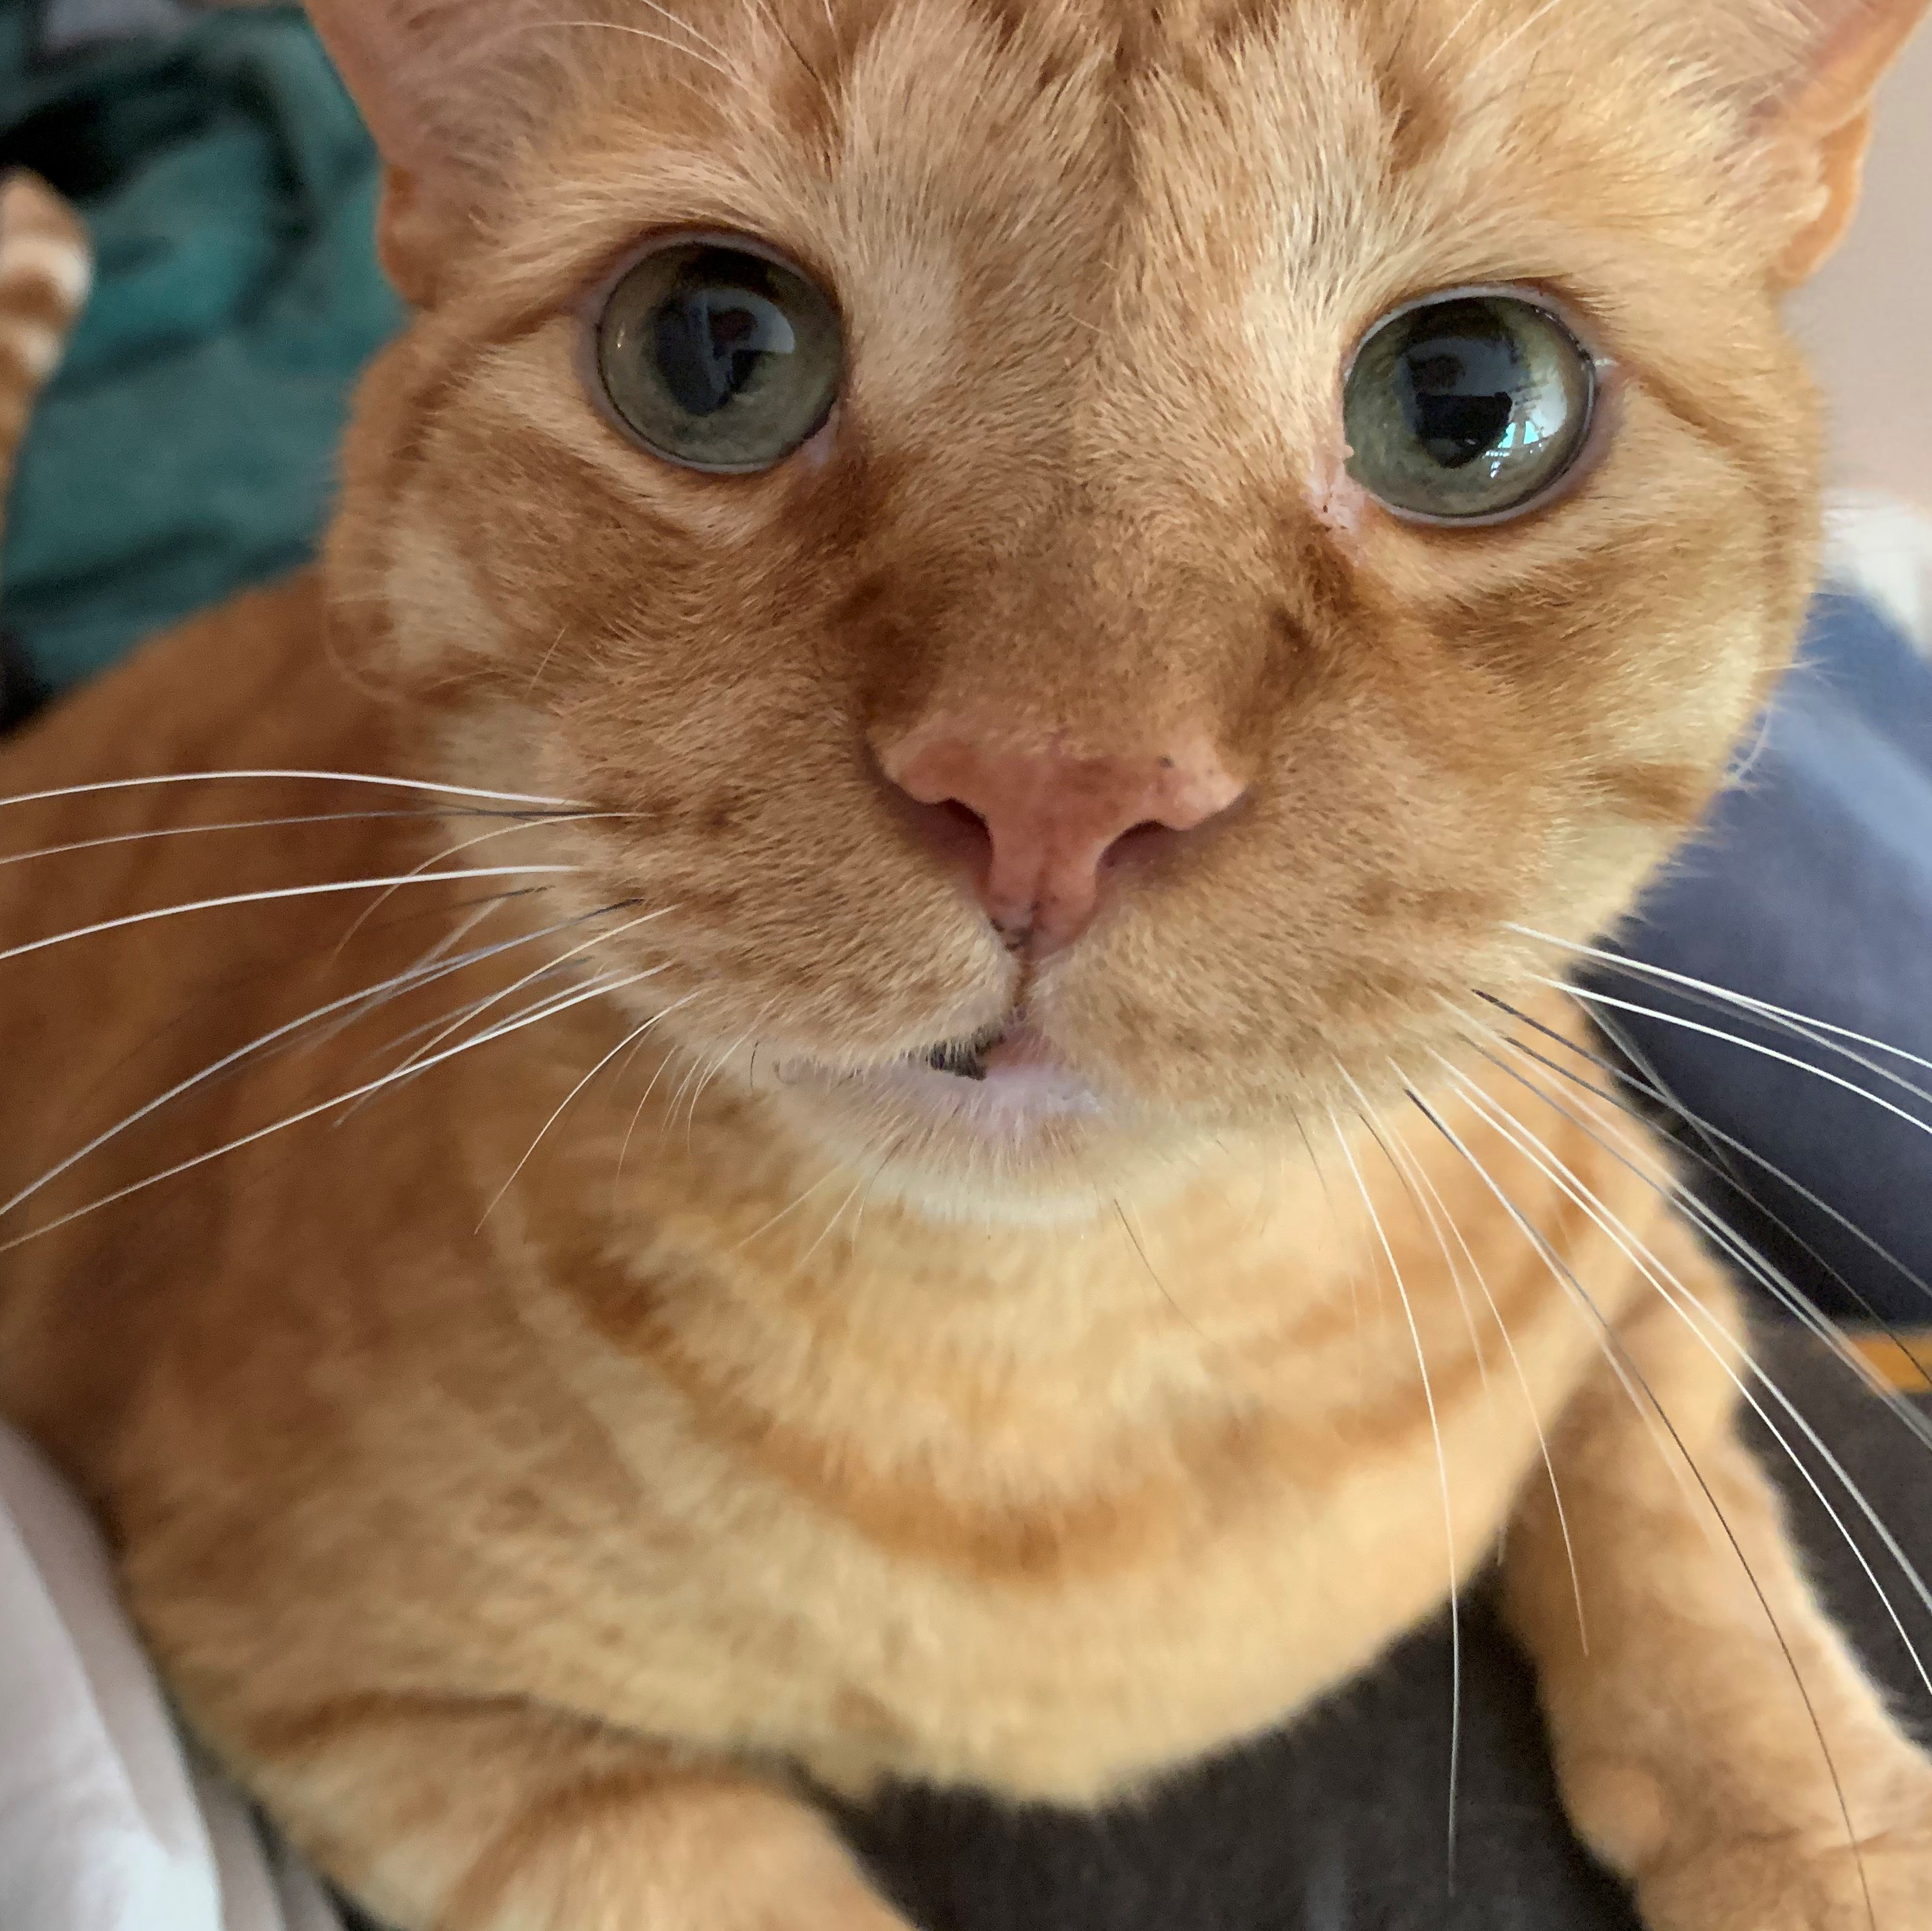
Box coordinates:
[0,1421,344,1931]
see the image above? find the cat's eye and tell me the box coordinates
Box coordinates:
[1342,293,1596,523]
[593,240,843,473]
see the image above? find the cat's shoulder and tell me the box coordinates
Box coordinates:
[0,572,355,795]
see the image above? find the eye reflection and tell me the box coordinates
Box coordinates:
[1344,293,1595,521]
[595,241,843,473]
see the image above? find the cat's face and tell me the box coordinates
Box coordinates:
[323,0,1867,1217]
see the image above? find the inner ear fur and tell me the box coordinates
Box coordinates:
[305,0,577,304]
[1772,0,1931,284]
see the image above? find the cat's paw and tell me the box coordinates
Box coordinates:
[1633,1821,1932,1931]
[725,1870,919,1931]
[648,1798,920,1931]
[1561,1744,1932,1931]
[351,1778,921,1931]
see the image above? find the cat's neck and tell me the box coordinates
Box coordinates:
[500,1037,1344,1354]
[422,972,1636,1551]
[480,1023,1459,1486]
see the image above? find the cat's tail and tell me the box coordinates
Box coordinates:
[0,170,89,549]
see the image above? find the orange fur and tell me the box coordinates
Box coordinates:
[0,171,88,546]
[2,3,1931,1927]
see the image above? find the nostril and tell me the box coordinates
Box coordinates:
[881,786,996,893]
[937,798,990,841]
[877,721,1247,948]
[1103,820,1170,860]
[1098,817,1184,876]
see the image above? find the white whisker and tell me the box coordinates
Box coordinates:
[1425,0,1491,73]
[476,979,682,1230]
[659,1038,713,1144]
[1478,991,1932,1319]
[724,1150,843,1256]
[1353,1076,1492,1399]
[299,897,532,1062]
[0,915,593,1224]
[613,995,710,1202]
[1459,0,1566,82]
[617,0,737,66]
[1373,1072,1589,1653]
[1405,1087,1689,1495]
[525,18,737,82]
[0,770,585,811]
[0,867,581,967]
[0,903,618,1220]
[1409,1081,1880,1910]
[329,814,620,961]
[1466,1021,1932,1462]
[1330,1101,1464,1878]
[360,906,671,1094]
[847,1133,908,1251]
[1510,924,1932,1084]
[1538,979,1932,1143]
[0,809,471,871]
[0,970,647,1256]
[793,1166,871,1276]
[683,1003,775,1150]
[1432,1053,1932,1704]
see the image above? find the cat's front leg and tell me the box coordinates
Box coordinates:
[1503,1237,1932,1930]
[218,1693,913,1931]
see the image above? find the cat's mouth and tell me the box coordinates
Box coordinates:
[785,1019,1108,1131]
[880,1020,1107,1122]
[917,1021,1009,1081]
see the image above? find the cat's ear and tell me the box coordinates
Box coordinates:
[1765,0,1931,285]
[304,0,561,303]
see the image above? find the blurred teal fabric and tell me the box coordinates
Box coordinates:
[0,3,403,691]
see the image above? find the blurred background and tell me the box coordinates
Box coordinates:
[1793,24,1932,516]
[1792,22,1932,637]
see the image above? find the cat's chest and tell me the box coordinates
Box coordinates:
[765,1428,1525,1803]
[523,1276,1600,1805]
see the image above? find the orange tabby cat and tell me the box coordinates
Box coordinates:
[2,1,1929,1926]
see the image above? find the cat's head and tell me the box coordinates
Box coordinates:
[310,0,1925,1217]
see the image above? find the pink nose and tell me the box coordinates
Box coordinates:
[878,723,1246,951]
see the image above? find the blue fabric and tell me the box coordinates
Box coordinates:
[1598,592,1932,1327]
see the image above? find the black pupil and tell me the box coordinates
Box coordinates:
[653,264,797,418]
[1395,307,1521,471]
